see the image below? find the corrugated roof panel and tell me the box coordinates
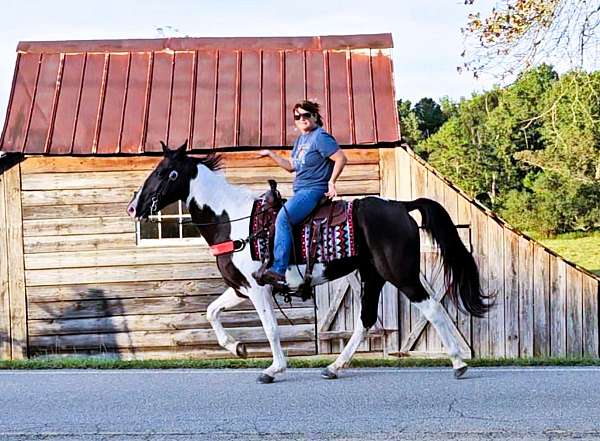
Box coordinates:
[72,53,105,154]
[238,50,261,147]
[260,50,283,147]
[120,52,151,154]
[1,34,399,154]
[49,53,85,154]
[328,50,352,146]
[97,53,129,154]
[168,51,195,148]
[191,50,217,149]
[145,52,173,153]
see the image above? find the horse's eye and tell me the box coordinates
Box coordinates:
[168,170,179,181]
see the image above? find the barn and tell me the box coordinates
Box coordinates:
[0,33,598,361]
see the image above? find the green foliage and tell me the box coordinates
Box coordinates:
[408,65,600,236]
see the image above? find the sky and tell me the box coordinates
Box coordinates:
[0,0,499,122]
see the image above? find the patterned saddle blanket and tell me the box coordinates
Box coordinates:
[249,183,357,266]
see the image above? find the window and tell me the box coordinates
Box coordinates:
[136,201,205,246]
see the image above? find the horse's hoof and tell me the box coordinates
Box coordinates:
[257,373,275,384]
[321,367,338,380]
[454,366,468,379]
[235,343,247,358]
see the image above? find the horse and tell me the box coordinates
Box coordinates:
[127,141,491,383]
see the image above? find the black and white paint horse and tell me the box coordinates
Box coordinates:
[127,141,490,383]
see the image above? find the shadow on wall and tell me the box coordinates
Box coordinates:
[31,288,130,360]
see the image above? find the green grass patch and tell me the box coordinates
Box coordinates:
[1,356,599,370]
[536,231,600,276]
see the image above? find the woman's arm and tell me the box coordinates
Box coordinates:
[258,149,295,172]
[325,149,348,198]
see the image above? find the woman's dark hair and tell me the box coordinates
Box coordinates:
[293,100,324,127]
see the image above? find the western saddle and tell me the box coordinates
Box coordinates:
[252,179,349,299]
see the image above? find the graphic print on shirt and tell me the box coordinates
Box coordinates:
[293,141,310,169]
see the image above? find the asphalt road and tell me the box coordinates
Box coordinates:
[1,367,600,440]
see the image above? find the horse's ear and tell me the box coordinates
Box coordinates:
[175,140,188,157]
[160,141,169,155]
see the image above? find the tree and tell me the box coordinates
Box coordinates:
[461,0,600,80]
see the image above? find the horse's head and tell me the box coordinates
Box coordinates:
[127,140,196,220]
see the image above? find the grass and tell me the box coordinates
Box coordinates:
[535,230,600,276]
[1,356,600,370]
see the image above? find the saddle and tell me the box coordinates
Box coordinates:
[250,180,356,298]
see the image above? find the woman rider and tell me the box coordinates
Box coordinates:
[253,100,348,289]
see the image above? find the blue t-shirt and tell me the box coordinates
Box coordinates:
[291,126,340,192]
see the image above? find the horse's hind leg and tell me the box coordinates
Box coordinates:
[322,267,385,379]
[206,287,249,358]
[400,279,468,378]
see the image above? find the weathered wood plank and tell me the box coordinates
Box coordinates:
[29,294,222,320]
[21,164,379,191]
[25,246,213,270]
[582,275,599,357]
[487,218,505,357]
[30,340,317,359]
[23,203,129,220]
[504,228,520,358]
[24,232,135,254]
[29,323,315,350]
[0,173,11,359]
[319,330,384,340]
[22,188,133,206]
[565,264,583,357]
[23,217,134,237]
[315,283,331,354]
[245,180,380,198]
[471,208,490,358]
[456,195,472,353]
[5,165,27,359]
[25,262,222,286]
[21,150,379,174]
[379,148,396,198]
[27,279,229,303]
[550,258,567,357]
[395,147,412,200]
[29,307,315,335]
[518,237,534,357]
[532,244,551,357]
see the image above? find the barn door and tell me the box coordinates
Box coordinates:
[315,271,399,356]
[398,227,472,359]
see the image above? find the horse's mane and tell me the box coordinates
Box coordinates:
[194,153,223,172]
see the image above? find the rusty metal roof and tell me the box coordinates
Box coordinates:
[0,34,399,155]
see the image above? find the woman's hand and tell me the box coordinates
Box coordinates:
[325,181,338,199]
[257,149,272,158]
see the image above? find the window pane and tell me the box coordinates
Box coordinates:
[161,202,179,216]
[161,218,180,239]
[181,204,190,215]
[182,222,201,238]
[140,221,158,239]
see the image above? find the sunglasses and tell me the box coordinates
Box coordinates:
[294,112,313,120]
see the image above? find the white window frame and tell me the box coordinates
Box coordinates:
[136,201,207,247]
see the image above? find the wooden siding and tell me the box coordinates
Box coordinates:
[395,146,600,358]
[18,150,380,359]
[0,165,27,359]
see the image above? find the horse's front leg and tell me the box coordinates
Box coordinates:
[247,286,287,383]
[206,287,249,358]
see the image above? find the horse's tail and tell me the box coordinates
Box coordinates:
[404,198,491,317]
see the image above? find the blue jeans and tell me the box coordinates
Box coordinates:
[271,189,325,275]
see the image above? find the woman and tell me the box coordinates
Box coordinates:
[254,100,347,289]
